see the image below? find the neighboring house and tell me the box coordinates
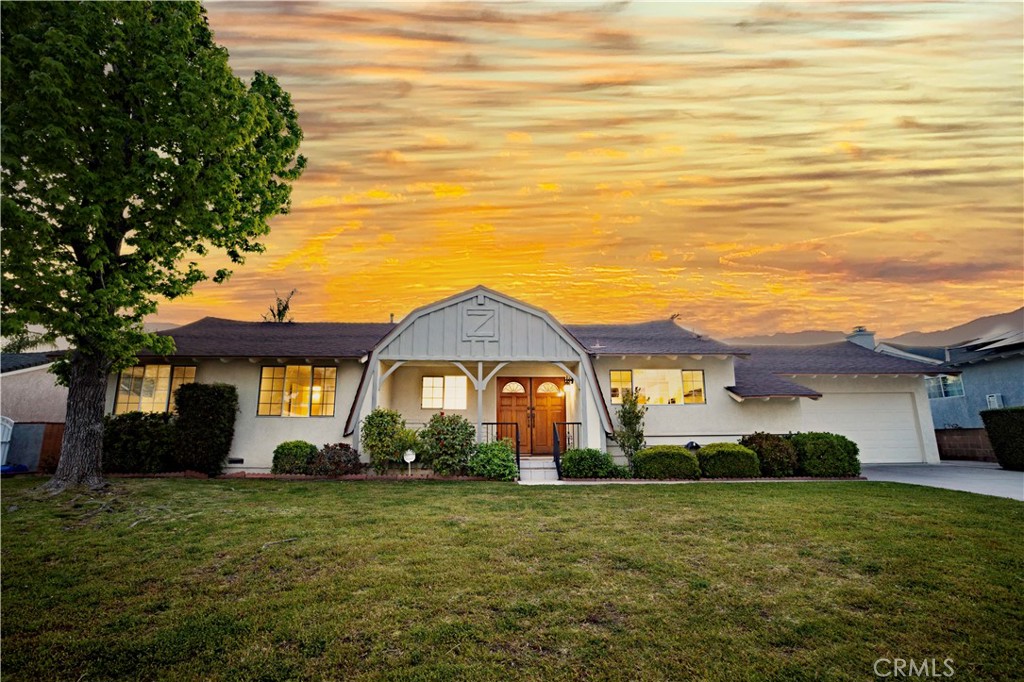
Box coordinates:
[878,327,1024,460]
[0,352,68,471]
[108,286,946,472]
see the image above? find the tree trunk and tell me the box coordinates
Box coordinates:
[45,352,109,492]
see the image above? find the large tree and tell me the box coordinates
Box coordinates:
[1,2,306,490]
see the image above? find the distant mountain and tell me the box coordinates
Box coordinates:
[886,308,1024,348]
[724,330,846,346]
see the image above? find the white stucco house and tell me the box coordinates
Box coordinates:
[108,286,945,473]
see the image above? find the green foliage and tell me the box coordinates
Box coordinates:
[361,408,407,475]
[561,448,623,479]
[309,443,363,477]
[789,432,861,477]
[739,432,798,477]
[262,289,298,323]
[173,383,239,477]
[1,1,304,486]
[102,413,176,474]
[419,413,476,476]
[271,441,319,475]
[468,441,519,481]
[981,407,1024,471]
[696,442,761,478]
[612,388,647,473]
[633,445,700,480]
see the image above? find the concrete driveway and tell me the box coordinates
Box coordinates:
[862,461,1023,501]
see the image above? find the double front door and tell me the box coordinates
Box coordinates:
[497,377,566,455]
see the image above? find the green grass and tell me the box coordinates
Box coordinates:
[2,477,1022,681]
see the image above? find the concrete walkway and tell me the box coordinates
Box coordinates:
[861,461,1023,501]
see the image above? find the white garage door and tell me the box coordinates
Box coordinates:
[801,392,925,463]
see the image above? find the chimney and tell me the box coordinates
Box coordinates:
[389,313,395,324]
[846,326,876,350]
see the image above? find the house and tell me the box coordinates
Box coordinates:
[878,326,1024,460]
[108,286,947,472]
[0,352,68,471]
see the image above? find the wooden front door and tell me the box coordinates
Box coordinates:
[497,377,566,455]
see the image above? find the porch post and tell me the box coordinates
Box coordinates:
[369,363,379,410]
[476,361,484,443]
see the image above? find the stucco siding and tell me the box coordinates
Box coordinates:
[1,366,68,423]
[936,357,1024,429]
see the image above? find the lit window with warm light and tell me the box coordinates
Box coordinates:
[609,369,705,405]
[421,375,467,410]
[257,365,336,417]
[115,365,196,414]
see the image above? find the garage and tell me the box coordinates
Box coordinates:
[800,391,926,463]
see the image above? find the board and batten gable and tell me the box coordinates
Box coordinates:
[376,291,580,362]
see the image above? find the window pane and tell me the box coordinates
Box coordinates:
[168,366,196,412]
[681,370,705,404]
[258,367,284,416]
[283,366,312,417]
[502,381,526,394]
[942,375,964,398]
[422,376,444,409]
[444,375,467,410]
[633,369,683,405]
[610,370,632,405]
[311,367,336,417]
[925,377,942,399]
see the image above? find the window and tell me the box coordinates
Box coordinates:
[609,369,705,405]
[536,381,560,394]
[115,365,196,414]
[610,370,633,404]
[681,370,706,404]
[502,381,526,393]
[257,365,336,417]
[926,375,964,399]
[421,375,467,410]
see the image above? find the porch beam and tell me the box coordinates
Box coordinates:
[378,360,405,385]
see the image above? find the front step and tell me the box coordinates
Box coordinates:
[519,457,559,482]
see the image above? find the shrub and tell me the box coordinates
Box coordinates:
[981,407,1024,471]
[561,448,620,479]
[173,383,239,476]
[633,445,700,480]
[419,412,476,476]
[102,412,176,473]
[271,440,318,474]
[697,442,760,478]
[361,408,406,475]
[468,441,519,481]
[789,432,860,477]
[613,388,647,473]
[310,443,363,477]
[739,432,797,477]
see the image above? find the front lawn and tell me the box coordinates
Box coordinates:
[2,477,1022,681]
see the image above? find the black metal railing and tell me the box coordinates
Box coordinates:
[481,422,521,479]
[554,421,581,453]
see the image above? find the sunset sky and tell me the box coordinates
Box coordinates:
[156,1,1023,337]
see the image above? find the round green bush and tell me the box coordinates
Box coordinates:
[271,440,318,474]
[102,412,176,474]
[739,432,797,477]
[981,407,1024,471]
[361,408,406,474]
[561,448,619,478]
[419,412,476,476]
[789,432,860,477]
[633,445,700,480]
[468,441,519,481]
[697,442,760,478]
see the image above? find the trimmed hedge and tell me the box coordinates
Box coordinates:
[739,432,797,477]
[790,432,860,477]
[102,412,176,474]
[633,445,700,480]
[174,383,239,476]
[561,448,622,479]
[981,407,1024,471]
[361,408,406,475]
[272,441,319,474]
[468,441,519,481]
[697,442,760,478]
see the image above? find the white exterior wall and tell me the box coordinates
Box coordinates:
[106,359,363,472]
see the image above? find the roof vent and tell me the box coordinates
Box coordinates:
[846,326,876,350]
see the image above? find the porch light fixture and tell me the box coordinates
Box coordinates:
[563,377,574,385]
